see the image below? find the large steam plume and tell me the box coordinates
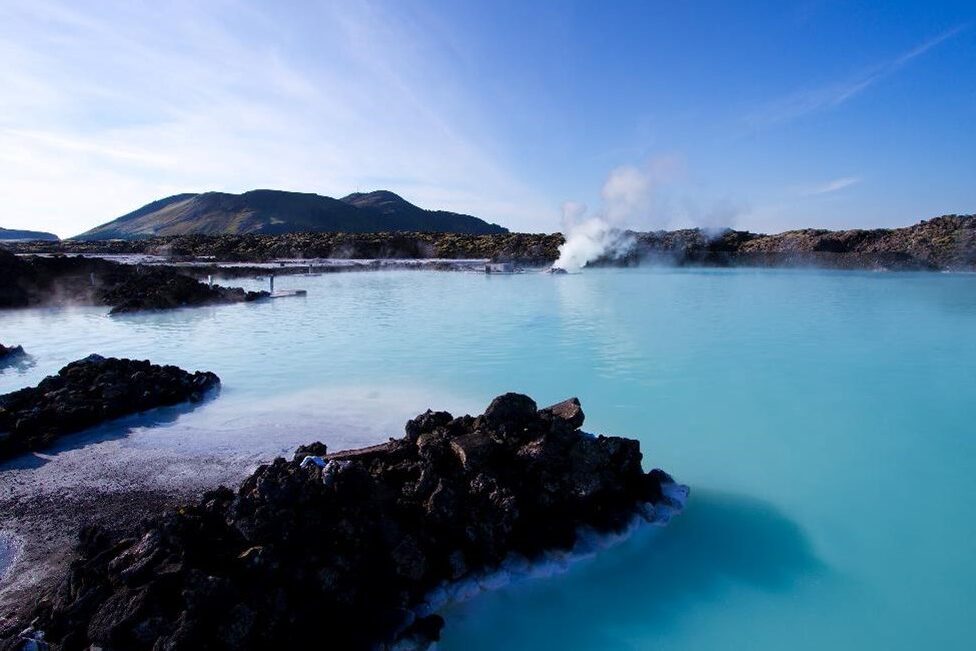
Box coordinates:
[553,158,680,272]
[552,204,634,273]
[552,156,742,272]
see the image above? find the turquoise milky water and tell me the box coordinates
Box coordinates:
[2,267,976,649]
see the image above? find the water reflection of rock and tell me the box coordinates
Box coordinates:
[440,489,822,650]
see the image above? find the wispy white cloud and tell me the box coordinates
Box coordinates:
[0,0,552,236]
[749,25,967,127]
[800,176,861,196]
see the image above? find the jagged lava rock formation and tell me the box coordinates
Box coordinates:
[3,232,563,265]
[616,214,976,270]
[0,355,219,460]
[3,394,686,650]
[0,250,267,314]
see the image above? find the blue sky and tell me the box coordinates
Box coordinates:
[1,0,974,236]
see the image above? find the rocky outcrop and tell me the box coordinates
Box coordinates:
[97,267,268,314]
[2,394,685,650]
[610,215,976,270]
[0,355,219,460]
[9,214,974,270]
[0,344,25,363]
[0,250,267,313]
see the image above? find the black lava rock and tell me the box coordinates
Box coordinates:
[2,394,685,650]
[0,343,25,362]
[0,355,220,460]
[0,249,268,313]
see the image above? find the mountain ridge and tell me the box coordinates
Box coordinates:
[0,227,59,242]
[72,189,508,240]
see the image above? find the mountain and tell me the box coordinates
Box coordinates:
[72,190,508,240]
[340,190,504,234]
[0,227,59,241]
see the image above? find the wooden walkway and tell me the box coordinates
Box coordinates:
[268,289,307,299]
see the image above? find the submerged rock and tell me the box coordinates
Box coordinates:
[0,355,219,460]
[0,394,685,650]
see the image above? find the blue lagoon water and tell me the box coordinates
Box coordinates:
[2,268,975,649]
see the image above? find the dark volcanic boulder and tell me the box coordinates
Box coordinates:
[0,355,219,460]
[0,343,25,362]
[2,394,686,650]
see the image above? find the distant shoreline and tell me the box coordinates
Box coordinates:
[2,213,974,271]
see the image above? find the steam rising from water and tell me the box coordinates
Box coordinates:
[552,156,744,272]
[553,159,680,272]
[553,213,634,273]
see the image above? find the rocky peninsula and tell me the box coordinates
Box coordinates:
[0,355,219,461]
[1,394,686,650]
[0,250,267,314]
[5,213,974,271]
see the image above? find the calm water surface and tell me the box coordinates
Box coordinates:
[2,268,975,650]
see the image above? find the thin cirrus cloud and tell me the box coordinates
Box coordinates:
[800,176,861,196]
[0,0,553,237]
[748,24,968,128]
